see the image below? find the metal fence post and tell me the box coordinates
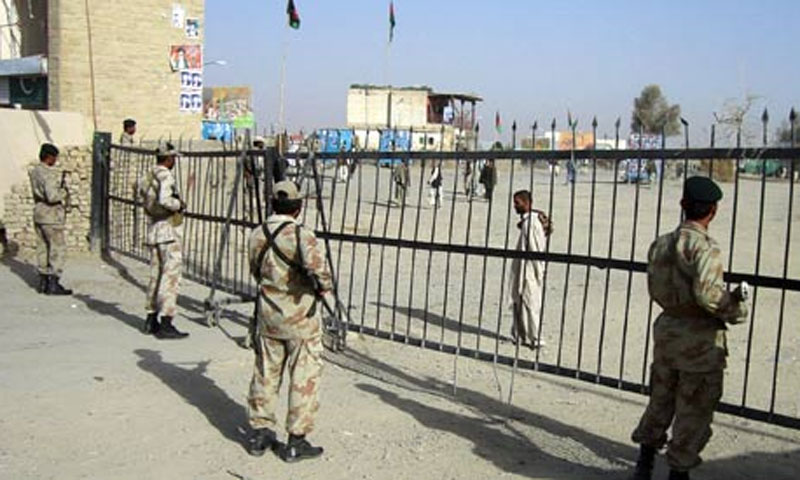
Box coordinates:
[90,131,112,252]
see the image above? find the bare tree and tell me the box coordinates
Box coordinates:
[713,94,761,146]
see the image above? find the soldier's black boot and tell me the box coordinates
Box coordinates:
[155,316,189,339]
[279,434,323,463]
[46,275,72,295]
[142,313,160,335]
[37,274,49,293]
[247,428,277,457]
[667,470,690,480]
[632,445,656,480]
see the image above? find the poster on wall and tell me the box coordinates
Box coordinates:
[185,18,200,38]
[180,69,203,90]
[169,45,202,72]
[179,92,202,113]
[202,86,254,128]
[171,4,185,28]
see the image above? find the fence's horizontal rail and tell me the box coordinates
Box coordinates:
[109,195,800,292]
[289,147,800,161]
[317,231,800,292]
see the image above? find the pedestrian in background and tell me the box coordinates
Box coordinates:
[120,118,137,145]
[393,159,410,206]
[428,162,443,208]
[479,159,497,201]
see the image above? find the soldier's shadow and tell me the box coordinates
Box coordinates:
[0,247,39,290]
[134,349,248,450]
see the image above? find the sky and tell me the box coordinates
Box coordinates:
[203,0,800,144]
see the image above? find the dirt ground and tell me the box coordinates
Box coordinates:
[1,252,799,480]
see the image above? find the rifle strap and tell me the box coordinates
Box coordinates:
[254,221,294,281]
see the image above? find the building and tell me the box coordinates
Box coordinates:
[346,84,481,151]
[0,0,205,140]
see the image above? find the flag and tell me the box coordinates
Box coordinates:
[495,111,502,134]
[389,1,396,42]
[287,0,300,29]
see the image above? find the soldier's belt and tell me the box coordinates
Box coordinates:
[34,198,62,206]
[662,304,716,320]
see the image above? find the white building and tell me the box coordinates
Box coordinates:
[346,84,481,151]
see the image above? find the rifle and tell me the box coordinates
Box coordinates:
[61,170,73,213]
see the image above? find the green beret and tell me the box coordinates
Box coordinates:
[683,176,722,203]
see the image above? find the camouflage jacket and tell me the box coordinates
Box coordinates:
[119,132,135,145]
[648,220,748,371]
[248,215,333,340]
[141,165,183,245]
[29,163,68,225]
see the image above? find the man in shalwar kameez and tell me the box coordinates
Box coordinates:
[509,190,548,348]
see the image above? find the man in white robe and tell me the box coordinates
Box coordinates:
[509,190,548,348]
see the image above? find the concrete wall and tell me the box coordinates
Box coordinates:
[0,109,87,218]
[347,86,429,129]
[48,0,205,140]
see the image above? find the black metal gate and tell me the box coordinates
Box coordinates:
[97,117,800,430]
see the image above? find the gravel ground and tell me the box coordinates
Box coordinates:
[1,252,799,480]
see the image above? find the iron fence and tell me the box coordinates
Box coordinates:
[101,115,800,430]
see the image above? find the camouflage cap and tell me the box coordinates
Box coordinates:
[156,142,180,161]
[683,176,722,203]
[273,180,300,200]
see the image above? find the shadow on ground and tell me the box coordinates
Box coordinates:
[1,248,39,290]
[134,349,247,450]
[372,301,513,342]
[331,347,800,480]
[330,348,632,479]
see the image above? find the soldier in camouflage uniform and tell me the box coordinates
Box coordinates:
[120,118,137,145]
[246,180,332,463]
[630,176,749,480]
[140,144,189,340]
[28,143,72,295]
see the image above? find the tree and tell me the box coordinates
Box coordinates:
[777,118,800,145]
[713,94,760,145]
[630,85,681,136]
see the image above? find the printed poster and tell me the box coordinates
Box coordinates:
[185,18,200,38]
[171,4,185,28]
[169,44,202,72]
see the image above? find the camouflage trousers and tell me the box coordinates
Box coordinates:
[145,241,182,317]
[632,362,723,471]
[34,223,66,275]
[248,334,323,435]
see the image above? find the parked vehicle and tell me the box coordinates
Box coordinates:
[617,158,651,183]
[739,159,789,178]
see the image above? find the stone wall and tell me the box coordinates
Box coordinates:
[48,0,205,140]
[2,147,93,255]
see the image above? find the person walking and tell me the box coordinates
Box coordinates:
[630,176,749,480]
[140,144,189,339]
[246,180,332,463]
[28,143,72,295]
[393,159,410,206]
[508,190,552,349]
[479,159,497,201]
[428,162,443,208]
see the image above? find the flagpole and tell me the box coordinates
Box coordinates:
[278,36,288,134]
